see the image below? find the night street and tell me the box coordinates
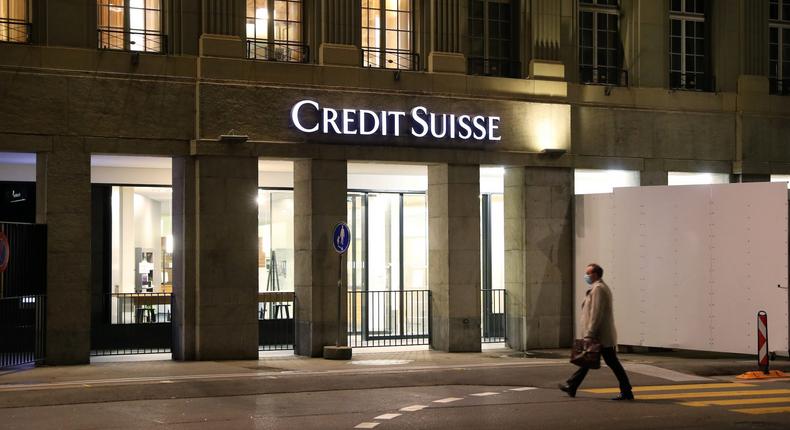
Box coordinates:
[1,350,789,429]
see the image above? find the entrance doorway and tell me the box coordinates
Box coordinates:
[347,192,429,347]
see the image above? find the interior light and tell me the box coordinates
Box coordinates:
[165,235,174,254]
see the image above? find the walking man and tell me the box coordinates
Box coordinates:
[560,263,634,400]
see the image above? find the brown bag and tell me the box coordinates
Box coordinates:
[570,338,601,369]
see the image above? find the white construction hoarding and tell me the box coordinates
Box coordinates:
[574,182,789,355]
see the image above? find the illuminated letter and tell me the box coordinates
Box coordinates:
[342,109,357,135]
[488,116,501,141]
[291,100,320,133]
[323,108,341,134]
[449,114,457,139]
[472,116,487,140]
[410,106,429,137]
[458,115,472,139]
[429,113,448,138]
[390,111,406,136]
[359,110,380,135]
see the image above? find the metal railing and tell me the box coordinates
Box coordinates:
[107,293,172,324]
[246,39,309,63]
[0,18,30,43]
[770,78,790,96]
[348,290,430,348]
[481,289,505,343]
[362,48,419,71]
[0,295,46,369]
[467,57,521,78]
[97,28,167,53]
[580,66,629,87]
[669,72,716,92]
[91,293,172,356]
[258,291,295,351]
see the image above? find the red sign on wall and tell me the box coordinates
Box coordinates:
[0,231,9,273]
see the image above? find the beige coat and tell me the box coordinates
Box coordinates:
[580,279,618,348]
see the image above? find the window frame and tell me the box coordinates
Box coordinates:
[578,0,623,86]
[245,0,307,62]
[769,0,790,95]
[467,0,518,78]
[97,0,166,54]
[361,0,415,70]
[668,0,711,91]
[0,0,30,43]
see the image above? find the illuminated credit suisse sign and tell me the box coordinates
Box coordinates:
[290,100,502,142]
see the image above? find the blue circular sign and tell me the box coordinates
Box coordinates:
[332,223,351,254]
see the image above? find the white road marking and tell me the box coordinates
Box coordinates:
[400,405,429,412]
[470,392,500,397]
[623,364,711,382]
[374,413,401,420]
[354,423,380,429]
[509,387,538,392]
[433,397,463,403]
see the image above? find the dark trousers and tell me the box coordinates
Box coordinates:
[567,347,632,394]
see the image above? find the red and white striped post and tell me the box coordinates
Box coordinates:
[757,310,769,374]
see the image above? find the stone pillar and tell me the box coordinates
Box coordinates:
[504,167,573,351]
[171,156,197,360]
[320,0,361,66]
[620,0,668,88]
[199,0,246,59]
[735,174,770,183]
[172,155,259,360]
[641,159,668,186]
[531,0,561,61]
[428,0,465,73]
[427,164,481,352]
[739,0,769,76]
[293,159,348,357]
[202,0,245,36]
[36,138,91,364]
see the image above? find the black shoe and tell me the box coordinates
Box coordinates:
[611,392,635,401]
[558,383,577,398]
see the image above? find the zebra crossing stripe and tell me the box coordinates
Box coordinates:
[681,397,790,407]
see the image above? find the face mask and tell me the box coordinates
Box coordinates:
[584,275,593,285]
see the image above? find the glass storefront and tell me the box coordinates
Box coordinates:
[108,186,173,325]
[257,189,295,293]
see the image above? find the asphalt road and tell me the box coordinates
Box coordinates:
[1,360,789,429]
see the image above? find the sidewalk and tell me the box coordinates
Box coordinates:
[2,346,788,389]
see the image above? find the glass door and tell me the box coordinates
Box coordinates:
[481,193,505,341]
[347,191,428,344]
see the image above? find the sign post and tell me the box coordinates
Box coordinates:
[324,222,352,360]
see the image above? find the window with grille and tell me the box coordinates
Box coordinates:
[770,0,790,95]
[97,0,164,53]
[468,0,516,77]
[0,0,29,43]
[246,0,306,62]
[361,0,413,70]
[669,0,710,91]
[579,0,622,85]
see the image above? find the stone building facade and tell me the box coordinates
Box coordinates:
[0,0,787,364]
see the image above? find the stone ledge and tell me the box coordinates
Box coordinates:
[428,52,466,74]
[200,34,245,59]
[319,43,360,67]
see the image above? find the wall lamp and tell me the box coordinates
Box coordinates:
[219,134,249,144]
[539,148,567,157]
